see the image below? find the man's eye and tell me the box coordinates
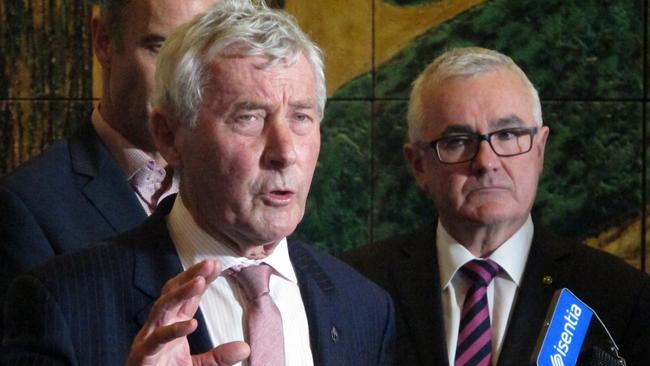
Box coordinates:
[441,136,471,149]
[294,113,312,123]
[494,130,518,141]
[145,43,163,54]
[236,114,258,123]
[290,113,317,135]
[230,113,264,136]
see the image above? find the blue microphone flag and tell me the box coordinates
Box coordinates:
[535,288,593,366]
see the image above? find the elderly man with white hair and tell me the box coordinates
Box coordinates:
[343,47,650,366]
[1,2,395,365]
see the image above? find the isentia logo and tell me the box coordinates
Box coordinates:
[536,289,593,366]
[549,304,583,366]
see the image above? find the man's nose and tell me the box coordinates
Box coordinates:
[263,118,297,169]
[471,138,500,173]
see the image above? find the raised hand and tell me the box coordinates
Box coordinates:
[125,259,250,366]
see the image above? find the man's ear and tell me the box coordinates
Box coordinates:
[92,16,112,69]
[404,143,428,191]
[535,125,550,173]
[151,109,183,168]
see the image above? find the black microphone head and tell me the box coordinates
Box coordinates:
[577,347,623,366]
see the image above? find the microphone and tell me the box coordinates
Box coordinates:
[531,288,626,366]
[578,346,623,366]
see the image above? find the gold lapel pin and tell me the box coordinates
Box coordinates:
[542,275,553,285]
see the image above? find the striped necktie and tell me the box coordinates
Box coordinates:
[455,259,501,366]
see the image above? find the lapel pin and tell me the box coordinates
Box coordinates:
[330,326,339,343]
[542,275,553,285]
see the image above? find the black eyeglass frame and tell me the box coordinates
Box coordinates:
[427,127,539,164]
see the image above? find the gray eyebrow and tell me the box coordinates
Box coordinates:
[441,124,474,136]
[438,115,526,138]
[234,101,269,110]
[492,114,525,128]
[290,101,317,110]
[232,101,317,111]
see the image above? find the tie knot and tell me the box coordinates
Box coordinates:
[460,259,500,287]
[231,264,274,301]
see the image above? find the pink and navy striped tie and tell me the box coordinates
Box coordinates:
[455,259,501,366]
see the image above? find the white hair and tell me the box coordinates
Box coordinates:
[152,0,325,128]
[407,47,542,142]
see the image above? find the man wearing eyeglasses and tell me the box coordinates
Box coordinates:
[342,47,650,366]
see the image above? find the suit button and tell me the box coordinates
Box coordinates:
[330,326,339,343]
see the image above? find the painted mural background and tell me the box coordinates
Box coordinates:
[1,0,647,272]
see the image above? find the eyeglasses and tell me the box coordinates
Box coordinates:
[427,127,538,164]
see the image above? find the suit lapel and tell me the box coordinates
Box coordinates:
[391,226,449,365]
[69,123,146,233]
[497,230,569,366]
[288,239,341,366]
[131,198,213,354]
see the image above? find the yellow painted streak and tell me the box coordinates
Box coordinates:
[584,211,645,269]
[90,0,483,97]
[92,4,102,101]
[285,0,484,95]
[375,0,485,66]
[285,0,372,96]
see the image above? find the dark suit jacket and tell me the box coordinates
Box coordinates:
[1,197,395,366]
[0,123,145,307]
[341,224,650,366]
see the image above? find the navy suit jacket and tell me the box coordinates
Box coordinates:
[0,123,145,308]
[342,223,650,366]
[1,197,395,366]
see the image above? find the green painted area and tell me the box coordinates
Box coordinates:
[535,102,642,238]
[298,0,644,253]
[295,101,372,252]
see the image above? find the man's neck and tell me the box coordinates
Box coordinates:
[178,190,282,260]
[439,216,527,258]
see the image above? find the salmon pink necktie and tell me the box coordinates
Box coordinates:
[231,264,285,366]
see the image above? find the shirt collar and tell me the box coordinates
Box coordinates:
[437,215,533,289]
[91,105,166,180]
[167,194,297,283]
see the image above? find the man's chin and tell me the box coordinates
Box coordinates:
[460,203,521,225]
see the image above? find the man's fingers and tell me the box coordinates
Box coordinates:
[126,319,198,365]
[193,341,251,366]
[138,319,198,356]
[161,259,221,294]
[128,260,224,365]
[149,276,206,325]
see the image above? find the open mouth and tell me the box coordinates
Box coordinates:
[263,190,295,206]
[271,190,292,196]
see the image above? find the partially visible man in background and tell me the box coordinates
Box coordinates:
[0,0,215,312]
[343,47,650,366]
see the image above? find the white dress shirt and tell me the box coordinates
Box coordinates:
[437,216,533,366]
[168,195,314,366]
[91,107,178,214]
